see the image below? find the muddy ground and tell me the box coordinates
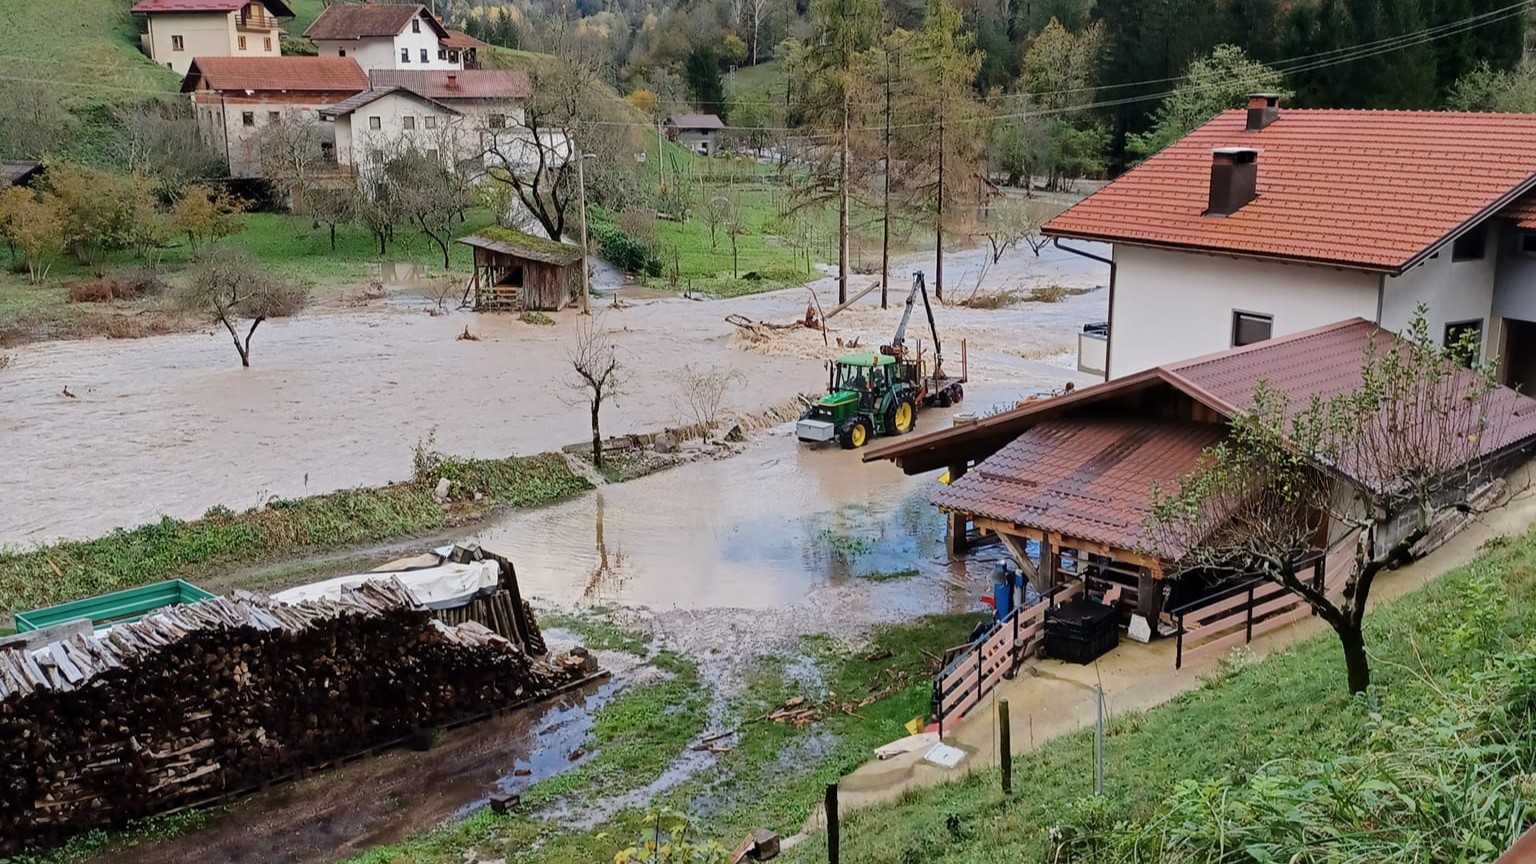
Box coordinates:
[0,242,1107,544]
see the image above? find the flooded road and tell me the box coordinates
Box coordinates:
[0,242,1107,544]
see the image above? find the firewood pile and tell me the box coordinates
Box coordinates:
[0,578,584,852]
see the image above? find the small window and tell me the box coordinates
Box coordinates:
[403,115,416,130]
[268,110,280,123]
[321,141,335,161]
[368,115,381,130]
[401,48,410,63]
[424,115,437,129]
[438,49,447,60]
[1445,320,1483,367]
[241,111,255,127]
[264,37,272,51]
[1452,225,1487,261]
[488,113,506,129]
[1232,311,1273,347]
[426,148,439,161]
[238,35,247,50]
[420,48,429,63]
[412,18,421,32]
[338,48,347,57]
[1520,233,1536,257]
[171,35,185,51]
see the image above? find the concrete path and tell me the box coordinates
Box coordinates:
[828,465,1536,815]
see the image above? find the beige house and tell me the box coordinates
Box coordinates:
[319,87,461,175]
[133,0,292,75]
[183,56,369,177]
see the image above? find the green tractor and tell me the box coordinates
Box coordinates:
[797,272,966,449]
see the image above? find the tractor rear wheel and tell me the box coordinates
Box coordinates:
[839,419,870,449]
[887,397,916,435]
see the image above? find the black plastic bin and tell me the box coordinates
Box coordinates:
[1044,599,1119,664]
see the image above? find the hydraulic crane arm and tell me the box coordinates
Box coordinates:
[885,272,946,378]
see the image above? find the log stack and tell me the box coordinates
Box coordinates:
[0,578,583,853]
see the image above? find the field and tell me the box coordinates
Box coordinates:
[0,0,180,108]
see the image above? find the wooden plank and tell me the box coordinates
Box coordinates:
[1185,584,1277,627]
[1249,604,1313,640]
[939,655,980,696]
[1184,628,1252,663]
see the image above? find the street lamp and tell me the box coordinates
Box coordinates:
[576,150,597,315]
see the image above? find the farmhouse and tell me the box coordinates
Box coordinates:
[1047,97,1536,391]
[132,0,291,74]
[319,86,460,174]
[183,56,369,177]
[459,228,583,312]
[305,3,462,72]
[866,319,1536,650]
[665,114,724,156]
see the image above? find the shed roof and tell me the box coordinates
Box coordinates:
[441,29,489,49]
[1042,109,1536,274]
[933,419,1225,556]
[304,3,446,39]
[667,113,724,130]
[369,69,532,100]
[181,56,368,93]
[131,0,293,13]
[319,86,459,118]
[2,161,43,186]
[459,228,583,266]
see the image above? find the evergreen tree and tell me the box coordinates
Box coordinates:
[685,46,729,118]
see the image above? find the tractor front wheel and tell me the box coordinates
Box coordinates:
[887,397,916,435]
[839,419,871,449]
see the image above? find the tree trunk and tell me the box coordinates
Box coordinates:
[329,223,337,250]
[1337,622,1370,695]
[590,401,603,469]
[838,92,850,306]
[935,116,944,303]
[881,51,892,310]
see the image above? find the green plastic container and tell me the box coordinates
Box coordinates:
[14,580,215,633]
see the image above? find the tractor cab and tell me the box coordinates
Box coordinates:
[796,353,917,448]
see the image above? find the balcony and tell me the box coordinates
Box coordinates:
[1078,322,1108,378]
[236,8,281,32]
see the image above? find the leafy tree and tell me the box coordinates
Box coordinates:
[1020,18,1104,111]
[685,45,729,117]
[173,249,309,368]
[44,162,156,270]
[171,184,248,254]
[1447,60,1536,112]
[297,183,356,251]
[379,147,473,268]
[0,187,67,283]
[1151,309,1506,695]
[1125,45,1289,163]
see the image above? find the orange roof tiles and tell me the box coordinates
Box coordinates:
[1501,190,1536,230]
[304,3,446,40]
[1044,109,1536,274]
[933,419,1225,555]
[181,56,368,93]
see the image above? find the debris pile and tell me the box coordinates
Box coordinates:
[0,579,585,852]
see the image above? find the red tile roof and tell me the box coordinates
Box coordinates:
[304,3,446,40]
[180,56,368,93]
[132,0,292,13]
[369,69,531,100]
[933,419,1225,555]
[441,29,488,49]
[1043,109,1536,274]
[1501,190,1536,230]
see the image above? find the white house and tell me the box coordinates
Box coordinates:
[132,0,291,74]
[319,86,461,174]
[305,3,461,72]
[1044,96,1536,392]
[367,69,537,171]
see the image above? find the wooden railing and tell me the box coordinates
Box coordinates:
[932,580,1084,734]
[1174,532,1357,669]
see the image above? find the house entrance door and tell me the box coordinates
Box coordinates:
[1502,318,1536,393]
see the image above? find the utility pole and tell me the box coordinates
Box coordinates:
[576,149,592,315]
[656,117,665,200]
[881,48,893,310]
[935,113,944,303]
[839,90,850,306]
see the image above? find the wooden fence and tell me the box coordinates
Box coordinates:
[932,580,1085,733]
[1174,533,1358,669]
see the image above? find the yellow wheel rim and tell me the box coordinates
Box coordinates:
[895,402,914,432]
[851,424,867,447]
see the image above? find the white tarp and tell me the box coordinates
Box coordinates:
[271,559,501,610]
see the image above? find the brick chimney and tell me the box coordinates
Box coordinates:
[1246,93,1281,131]
[1206,148,1258,217]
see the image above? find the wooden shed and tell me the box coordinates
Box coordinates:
[458,228,583,312]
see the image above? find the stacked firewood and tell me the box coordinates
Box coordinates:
[0,579,583,853]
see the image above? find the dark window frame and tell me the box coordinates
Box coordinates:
[411,18,421,32]
[1519,232,1536,258]
[420,47,429,63]
[424,115,437,129]
[1231,310,1273,348]
[401,47,410,63]
[368,115,381,130]
[241,111,255,127]
[402,115,416,131]
[1452,225,1487,261]
[171,34,184,51]
[1445,319,1484,367]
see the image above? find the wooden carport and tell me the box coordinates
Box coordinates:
[458,228,583,312]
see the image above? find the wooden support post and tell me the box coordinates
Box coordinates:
[999,699,1012,794]
[946,463,970,556]
[825,782,840,864]
[1136,567,1159,621]
[1041,538,1057,592]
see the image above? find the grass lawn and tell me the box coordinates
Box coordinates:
[728,60,786,107]
[1,0,181,109]
[778,529,1536,863]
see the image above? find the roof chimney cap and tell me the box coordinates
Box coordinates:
[1212,146,1259,163]
[1207,147,1259,216]
[1246,94,1281,131]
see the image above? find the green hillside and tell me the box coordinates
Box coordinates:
[0,0,180,108]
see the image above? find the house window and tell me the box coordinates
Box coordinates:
[1231,311,1273,347]
[241,111,255,127]
[412,18,421,32]
[420,48,429,63]
[426,148,439,162]
[368,115,381,130]
[1445,319,1484,367]
[321,141,335,162]
[1452,225,1487,261]
[1520,233,1536,257]
[264,37,272,51]
[488,113,506,129]
[238,35,247,50]
[438,49,447,60]
[338,49,347,57]
[268,110,280,123]
[424,115,437,129]
[401,48,410,63]
[403,115,416,130]
[171,35,185,51]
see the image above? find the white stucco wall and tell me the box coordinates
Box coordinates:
[144,10,279,73]
[393,18,457,69]
[1108,244,1379,377]
[1381,232,1499,359]
[193,97,336,178]
[335,92,459,170]
[313,16,458,72]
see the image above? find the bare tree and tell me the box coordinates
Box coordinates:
[0,82,77,161]
[567,316,625,469]
[110,102,224,195]
[703,195,733,249]
[1150,309,1508,694]
[676,363,744,438]
[982,197,1050,264]
[377,144,472,267]
[255,110,331,206]
[173,249,309,367]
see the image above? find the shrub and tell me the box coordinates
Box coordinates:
[65,269,167,303]
[592,220,660,277]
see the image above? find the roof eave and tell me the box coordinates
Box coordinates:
[1039,228,1406,276]
[1398,170,1536,272]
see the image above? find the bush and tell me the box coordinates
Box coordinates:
[65,269,167,303]
[592,220,661,277]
